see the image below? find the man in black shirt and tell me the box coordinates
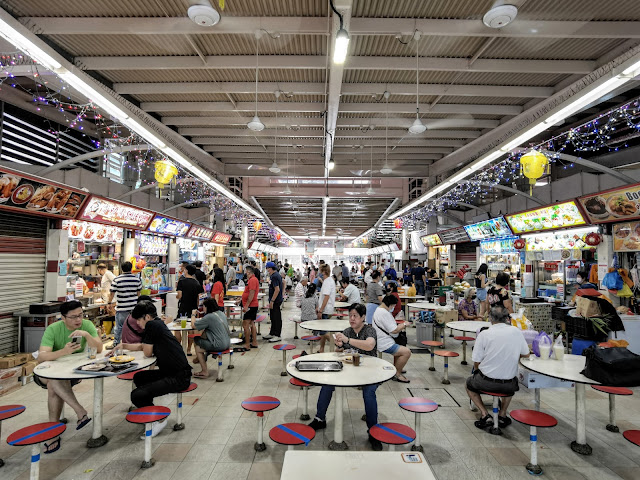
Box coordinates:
[119,301,191,437]
[193,260,207,287]
[412,262,426,296]
[177,264,204,317]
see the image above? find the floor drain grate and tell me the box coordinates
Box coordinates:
[408,387,460,407]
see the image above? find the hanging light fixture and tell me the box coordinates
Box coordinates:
[328,158,335,170]
[408,32,427,135]
[247,32,265,131]
[282,144,292,194]
[269,91,281,173]
[380,90,393,174]
[330,0,350,64]
[366,141,375,195]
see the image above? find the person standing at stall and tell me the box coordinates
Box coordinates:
[262,262,283,343]
[109,261,142,348]
[97,263,115,304]
[240,266,260,351]
[193,260,207,287]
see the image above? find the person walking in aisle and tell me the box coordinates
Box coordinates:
[262,262,283,342]
[109,261,142,347]
[317,264,336,352]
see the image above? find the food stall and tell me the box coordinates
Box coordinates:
[137,233,169,289]
[205,231,232,271]
[437,226,471,284]
[462,217,513,284]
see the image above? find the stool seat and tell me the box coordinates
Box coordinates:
[290,378,311,388]
[241,396,280,413]
[480,391,513,397]
[7,422,66,446]
[180,382,198,393]
[273,344,296,351]
[117,372,137,381]
[292,354,302,359]
[623,430,640,446]
[510,409,558,428]
[369,423,416,445]
[256,315,266,322]
[421,340,443,347]
[434,350,459,357]
[269,423,315,446]
[208,348,232,355]
[187,334,198,339]
[454,336,475,342]
[398,397,438,413]
[301,335,321,341]
[0,405,26,421]
[598,342,616,348]
[591,385,633,396]
[126,406,171,425]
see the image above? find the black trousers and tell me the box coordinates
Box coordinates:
[131,370,191,408]
[268,300,283,336]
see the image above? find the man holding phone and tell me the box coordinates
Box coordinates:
[36,300,102,453]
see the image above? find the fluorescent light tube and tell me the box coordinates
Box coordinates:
[333,28,349,64]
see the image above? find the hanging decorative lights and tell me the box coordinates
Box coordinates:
[519,150,549,194]
[276,233,282,241]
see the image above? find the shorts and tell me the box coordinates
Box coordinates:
[476,288,487,301]
[194,336,229,353]
[34,374,81,389]
[466,371,519,396]
[382,344,400,355]
[243,306,258,321]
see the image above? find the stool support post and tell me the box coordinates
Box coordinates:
[489,397,502,435]
[216,355,224,382]
[142,423,153,468]
[59,404,67,423]
[607,394,619,432]
[461,341,468,365]
[281,350,288,376]
[300,387,310,421]
[174,392,185,431]
[294,322,298,339]
[388,444,395,452]
[254,413,266,451]
[229,350,234,369]
[442,358,450,384]
[410,412,424,452]
[429,351,435,371]
[30,444,40,480]
[534,388,540,411]
[526,425,542,475]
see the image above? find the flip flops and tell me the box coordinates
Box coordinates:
[76,414,91,431]
[392,375,410,383]
[44,437,61,454]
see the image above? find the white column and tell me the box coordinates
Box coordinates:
[44,228,69,301]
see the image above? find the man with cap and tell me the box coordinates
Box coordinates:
[262,261,284,342]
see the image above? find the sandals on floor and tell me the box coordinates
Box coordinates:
[392,375,410,383]
[44,437,61,454]
[499,415,512,428]
[474,414,494,430]
[76,414,91,431]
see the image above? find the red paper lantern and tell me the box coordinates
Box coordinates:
[276,233,281,241]
[514,238,526,250]
[394,218,403,229]
[585,232,601,247]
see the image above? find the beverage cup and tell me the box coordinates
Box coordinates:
[181,318,187,329]
[539,345,551,360]
[553,344,565,361]
[87,346,96,359]
[352,352,361,366]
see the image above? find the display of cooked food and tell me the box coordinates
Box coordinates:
[0,175,20,202]
[607,195,636,217]
[46,189,72,213]
[27,185,56,210]
[615,225,631,238]
[11,184,34,204]
[60,193,82,217]
[584,196,607,217]
[109,355,135,364]
[623,236,640,250]
[81,363,106,372]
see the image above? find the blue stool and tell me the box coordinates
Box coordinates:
[571,338,596,355]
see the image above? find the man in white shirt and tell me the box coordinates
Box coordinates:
[226,261,236,289]
[332,261,342,281]
[339,278,360,304]
[97,263,115,303]
[295,277,308,307]
[316,264,336,352]
[466,306,530,431]
[364,263,374,285]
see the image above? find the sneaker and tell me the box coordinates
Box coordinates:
[268,336,282,343]
[474,414,494,430]
[368,434,383,451]
[308,418,327,431]
[262,334,273,340]
[140,419,168,439]
[498,415,512,428]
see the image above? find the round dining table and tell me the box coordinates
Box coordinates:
[398,295,425,321]
[446,320,489,334]
[34,350,156,448]
[286,352,395,450]
[519,354,600,455]
[300,320,350,352]
[167,322,196,352]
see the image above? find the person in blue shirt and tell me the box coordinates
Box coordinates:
[262,262,284,343]
[384,264,397,281]
[403,264,412,284]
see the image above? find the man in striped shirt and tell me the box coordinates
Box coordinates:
[109,261,142,347]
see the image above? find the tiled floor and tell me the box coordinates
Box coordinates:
[1,300,639,479]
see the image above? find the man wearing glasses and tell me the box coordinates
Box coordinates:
[35,300,103,453]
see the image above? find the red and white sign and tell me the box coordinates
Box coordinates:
[211,231,231,245]
[78,196,154,229]
[62,219,124,243]
[187,225,215,241]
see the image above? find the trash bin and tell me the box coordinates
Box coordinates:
[23,327,45,353]
[415,322,434,347]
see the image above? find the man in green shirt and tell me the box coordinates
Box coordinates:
[36,300,103,453]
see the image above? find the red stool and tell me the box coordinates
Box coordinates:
[273,344,296,376]
[242,396,280,452]
[206,349,232,382]
[421,340,443,371]
[292,354,302,360]
[510,409,558,476]
[270,423,315,449]
[7,422,66,478]
[256,314,267,336]
[623,430,640,446]
[126,406,171,468]
[290,378,313,421]
[591,385,633,432]
[301,335,321,354]
[291,317,301,339]
[174,382,198,431]
[398,398,438,452]
[453,336,475,365]
[117,372,138,411]
[434,350,459,384]
[479,391,513,436]
[369,422,416,451]
[0,405,26,467]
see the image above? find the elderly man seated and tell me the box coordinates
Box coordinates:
[466,306,529,430]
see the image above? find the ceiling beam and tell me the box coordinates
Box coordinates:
[202,145,454,154]
[116,81,552,98]
[179,127,481,139]
[143,101,522,115]
[218,153,442,161]
[76,55,594,74]
[23,16,640,39]
[198,138,467,147]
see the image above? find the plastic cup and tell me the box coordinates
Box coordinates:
[352,352,361,366]
[553,345,565,361]
[181,318,187,329]
[539,345,551,360]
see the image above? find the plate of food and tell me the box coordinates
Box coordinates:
[80,363,107,372]
[46,189,72,214]
[27,185,56,210]
[0,175,21,203]
[606,195,637,218]
[583,196,609,219]
[60,193,83,217]
[109,355,135,364]
[11,184,34,205]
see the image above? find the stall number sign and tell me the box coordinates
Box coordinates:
[187,225,214,241]
[79,197,153,229]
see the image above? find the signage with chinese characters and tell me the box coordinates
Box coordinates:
[506,201,587,234]
[79,196,154,229]
[0,166,88,219]
[480,236,520,254]
[62,220,124,244]
[147,214,191,237]
[187,225,215,241]
[578,182,640,224]
[139,233,169,256]
[420,234,442,247]
[438,226,470,244]
[464,217,512,241]
[211,231,232,245]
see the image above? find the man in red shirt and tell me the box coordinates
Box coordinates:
[240,266,260,351]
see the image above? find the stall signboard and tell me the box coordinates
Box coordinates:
[79,196,153,229]
[524,229,596,251]
[187,225,215,241]
[62,220,124,244]
[438,226,470,244]
[147,214,190,237]
[463,217,512,240]
[139,233,169,256]
[0,166,88,219]
[613,221,640,252]
[506,201,587,234]
[578,182,640,224]
[335,240,344,254]
[480,236,519,255]
[420,233,442,247]
[211,231,232,245]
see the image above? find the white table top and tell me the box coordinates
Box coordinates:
[286,352,395,387]
[334,301,351,308]
[299,320,350,332]
[407,301,453,311]
[399,295,425,300]
[282,450,436,480]
[520,354,598,385]
[167,323,195,332]
[34,350,156,381]
[446,320,490,333]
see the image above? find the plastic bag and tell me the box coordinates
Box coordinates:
[603,270,623,290]
[522,330,539,345]
[237,280,245,288]
[617,283,633,298]
[510,308,531,330]
[532,331,552,358]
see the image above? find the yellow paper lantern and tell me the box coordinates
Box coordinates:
[253,221,262,232]
[362,238,368,245]
[520,150,549,194]
[154,159,178,186]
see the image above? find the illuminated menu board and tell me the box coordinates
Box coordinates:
[147,214,191,237]
[78,196,154,229]
[187,225,215,241]
[139,233,169,255]
[62,220,123,244]
[438,226,470,244]
[420,234,442,246]
[211,231,232,245]
[506,201,587,234]
[464,217,512,241]
[578,183,640,224]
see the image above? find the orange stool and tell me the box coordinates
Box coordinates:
[591,385,633,432]
[126,406,171,468]
[242,396,280,452]
[290,378,313,421]
[7,421,66,479]
[479,391,513,436]
[174,382,198,431]
[369,422,416,451]
[269,423,315,449]
[510,409,558,475]
[0,405,26,468]
[301,335,321,354]
[273,344,296,376]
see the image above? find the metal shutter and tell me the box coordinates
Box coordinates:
[455,243,478,280]
[0,211,47,354]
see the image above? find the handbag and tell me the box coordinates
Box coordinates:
[581,345,640,387]
[374,317,407,346]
